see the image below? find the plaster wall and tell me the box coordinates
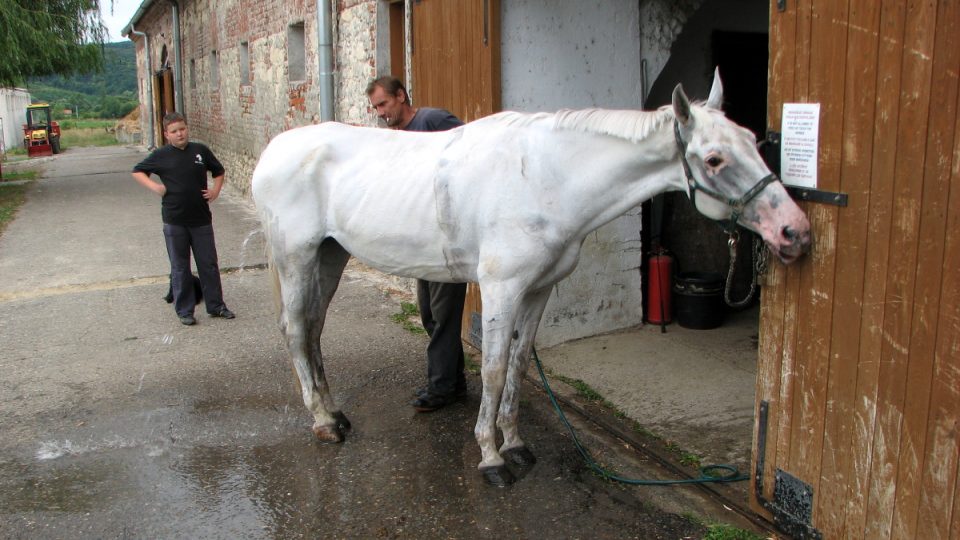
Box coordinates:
[498,0,651,347]
[0,88,31,155]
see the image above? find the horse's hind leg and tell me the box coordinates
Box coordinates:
[274,237,351,442]
[498,287,551,470]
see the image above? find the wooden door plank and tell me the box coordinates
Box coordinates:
[891,2,944,538]
[845,1,907,536]
[894,1,954,537]
[864,0,936,537]
[777,0,813,483]
[915,4,960,536]
[751,0,797,517]
[815,1,882,537]
[784,3,848,531]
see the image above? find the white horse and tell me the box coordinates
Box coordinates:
[252,70,810,486]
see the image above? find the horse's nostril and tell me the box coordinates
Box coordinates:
[782,226,796,241]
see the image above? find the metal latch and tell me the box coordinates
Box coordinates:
[762,130,849,207]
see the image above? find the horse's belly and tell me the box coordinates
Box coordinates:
[336,232,476,283]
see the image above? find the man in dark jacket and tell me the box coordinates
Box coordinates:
[367,76,467,412]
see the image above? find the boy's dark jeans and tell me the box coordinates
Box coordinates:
[163,223,227,317]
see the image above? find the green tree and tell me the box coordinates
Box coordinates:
[0,0,109,87]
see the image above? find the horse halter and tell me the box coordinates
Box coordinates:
[673,120,780,234]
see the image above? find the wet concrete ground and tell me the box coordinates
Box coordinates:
[0,146,768,539]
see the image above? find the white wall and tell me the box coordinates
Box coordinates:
[0,88,31,155]
[500,0,645,347]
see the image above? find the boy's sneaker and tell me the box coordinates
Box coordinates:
[210,308,235,319]
[179,314,196,326]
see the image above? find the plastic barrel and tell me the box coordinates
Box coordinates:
[673,272,725,329]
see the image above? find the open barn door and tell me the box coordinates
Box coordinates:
[755,1,960,538]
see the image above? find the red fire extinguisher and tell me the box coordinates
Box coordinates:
[646,249,673,329]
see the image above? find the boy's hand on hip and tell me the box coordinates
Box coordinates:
[202,187,220,202]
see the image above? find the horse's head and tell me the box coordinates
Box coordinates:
[672,69,811,264]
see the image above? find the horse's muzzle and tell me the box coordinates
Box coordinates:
[774,225,812,264]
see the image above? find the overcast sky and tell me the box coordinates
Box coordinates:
[101,0,141,42]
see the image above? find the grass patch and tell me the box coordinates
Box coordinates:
[464,352,480,375]
[1,168,38,182]
[60,125,121,149]
[702,523,767,540]
[391,301,427,335]
[0,181,31,236]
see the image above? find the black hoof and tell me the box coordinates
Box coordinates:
[333,411,351,431]
[502,446,537,468]
[480,465,515,487]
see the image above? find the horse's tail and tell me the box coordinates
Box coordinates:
[258,226,285,328]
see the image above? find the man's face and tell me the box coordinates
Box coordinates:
[164,121,189,148]
[368,86,405,128]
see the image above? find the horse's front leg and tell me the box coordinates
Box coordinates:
[474,284,520,486]
[497,287,551,470]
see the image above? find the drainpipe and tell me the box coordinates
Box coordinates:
[127,25,157,149]
[316,0,335,121]
[169,0,185,114]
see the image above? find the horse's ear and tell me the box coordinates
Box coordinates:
[707,67,724,110]
[672,84,692,126]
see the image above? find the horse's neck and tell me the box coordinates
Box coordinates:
[544,123,681,238]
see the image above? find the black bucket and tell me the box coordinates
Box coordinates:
[673,272,725,330]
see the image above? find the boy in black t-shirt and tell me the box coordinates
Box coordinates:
[132,112,235,326]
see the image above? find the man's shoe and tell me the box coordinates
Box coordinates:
[412,392,458,413]
[179,314,196,326]
[209,308,235,319]
[414,385,467,399]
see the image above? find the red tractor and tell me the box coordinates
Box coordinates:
[22,103,61,157]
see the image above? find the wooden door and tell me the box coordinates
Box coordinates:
[754,1,960,538]
[409,0,501,347]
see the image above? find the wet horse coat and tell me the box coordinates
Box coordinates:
[252,73,811,484]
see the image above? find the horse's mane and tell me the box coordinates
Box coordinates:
[490,105,676,143]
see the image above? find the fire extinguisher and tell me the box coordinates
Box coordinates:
[646,249,673,331]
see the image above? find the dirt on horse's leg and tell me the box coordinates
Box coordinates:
[497,288,550,470]
[474,288,518,486]
[278,239,350,442]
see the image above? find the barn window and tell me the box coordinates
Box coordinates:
[240,41,250,85]
[210,50,220,89]
[288,22,306,82]
[189,59,196,89]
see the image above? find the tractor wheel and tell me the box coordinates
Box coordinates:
[51,137,61,154]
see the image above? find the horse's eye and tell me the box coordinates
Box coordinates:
[705,156,723,168]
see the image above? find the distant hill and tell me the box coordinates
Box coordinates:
[26,41,139,120]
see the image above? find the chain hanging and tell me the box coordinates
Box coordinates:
[723,231,768,308]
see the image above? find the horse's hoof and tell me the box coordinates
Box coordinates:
[502,446,537,468]
[312,423,345,443]
[332,411,351,431]
[480,465,515,487]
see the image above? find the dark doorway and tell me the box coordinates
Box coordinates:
[712,31,769,138]
[640,23,770,324]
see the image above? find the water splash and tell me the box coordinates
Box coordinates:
[238,229,263,272]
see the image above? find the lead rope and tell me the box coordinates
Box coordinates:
[723,232,768,308]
